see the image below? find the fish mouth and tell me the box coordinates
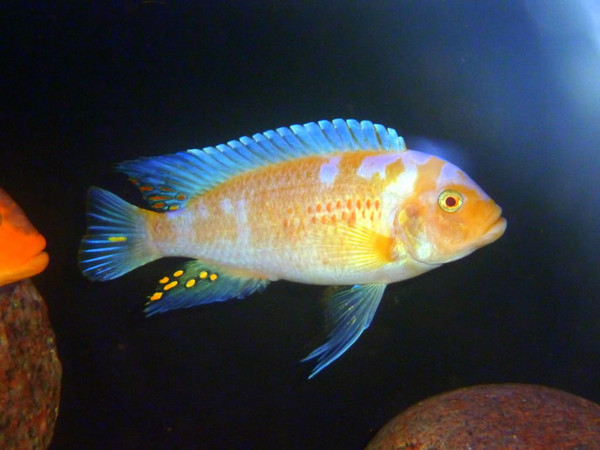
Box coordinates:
[427,211,506,265]
[0,251,49,287]
[480,214,507,246]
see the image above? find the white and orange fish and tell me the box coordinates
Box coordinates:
[0,189,49,287]
[79,119,506,378]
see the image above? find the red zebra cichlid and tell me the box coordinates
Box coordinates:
[79,119,506,378]
[0,188,49,287]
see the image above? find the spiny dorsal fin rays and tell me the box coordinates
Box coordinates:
[290,122,332,153]
[302,283,387,378]
[116,119,406,211]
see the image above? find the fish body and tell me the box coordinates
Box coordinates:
[0,189,49,287]
[148,150,428,285]
[80,119,506,377]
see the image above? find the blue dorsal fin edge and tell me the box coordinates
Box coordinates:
[116,119,406,211]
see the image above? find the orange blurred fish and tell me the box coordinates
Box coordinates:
[79,119,506,377]
[0,189,49,287]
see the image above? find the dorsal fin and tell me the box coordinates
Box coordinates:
[117,119,406,211]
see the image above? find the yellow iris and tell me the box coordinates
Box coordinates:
[438,190,463,212]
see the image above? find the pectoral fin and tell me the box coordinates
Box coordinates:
[306,222,396,272]
[333,224,396,271]
[302,283,386,378]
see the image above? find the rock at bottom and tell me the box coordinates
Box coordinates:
[366,383,600,449]
[0,279,62,449]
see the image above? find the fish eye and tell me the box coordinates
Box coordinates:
[438,190,463,212]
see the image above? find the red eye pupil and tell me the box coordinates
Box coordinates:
[438,190,463,212]
[445,197,457,207]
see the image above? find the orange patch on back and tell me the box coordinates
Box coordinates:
[384,157,406,181]
[415,157,445,192]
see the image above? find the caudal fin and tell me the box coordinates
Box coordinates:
[79,187,159,281]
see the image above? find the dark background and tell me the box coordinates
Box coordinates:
[3,1,599,449]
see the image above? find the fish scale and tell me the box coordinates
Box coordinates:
[152,151,398,283]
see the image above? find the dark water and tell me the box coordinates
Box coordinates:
[3,1,599,449]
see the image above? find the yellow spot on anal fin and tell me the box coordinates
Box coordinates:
[159,276,169,284]
[164,281,178,290]
[108,236,127,242]
[209,273,218,281]
[168,205,179,211]
[186,279,196,288]
[148,195,170,201]
[150,292,163,301]
[173,270,184,277]
[199,271,208,279]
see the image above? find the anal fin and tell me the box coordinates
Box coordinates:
[145,260,270,316]
[302,283,387,378]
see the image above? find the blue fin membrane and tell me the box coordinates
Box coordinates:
[117,119,406,211]
[79,187,159,281]
[145,260,270,316]
[302,283,387,378]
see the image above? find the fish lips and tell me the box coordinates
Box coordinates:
[447,214,507,263]
[479,215,507,246]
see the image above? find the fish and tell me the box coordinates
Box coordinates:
[0,189,49,287]
[79,119,506,378]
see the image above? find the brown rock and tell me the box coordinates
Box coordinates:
[366,383,600,449]
[0,279,62,449]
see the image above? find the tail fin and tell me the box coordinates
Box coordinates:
[79,187,159,281]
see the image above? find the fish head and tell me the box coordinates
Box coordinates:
[0,189,49,286]
[395,152,506,265]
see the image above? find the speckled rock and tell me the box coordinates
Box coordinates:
[0,279,61,449]
[366,383,600,449]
